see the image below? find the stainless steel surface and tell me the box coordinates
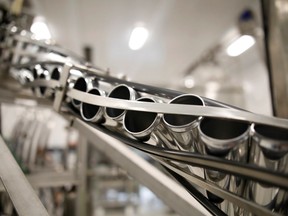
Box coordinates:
[123,96,199,180]
[71,76,96,109]
[123,97,166,142]
[132,138,288,190]
[0,135,49,216]
[66,88,288,129]
[71,117,211,216]
[123,96,187,168]
[198,118,250,214]
[104,84,138,121]
[247,123,288,214]
[80,87,106,122]
[199,118,250,155]
[163,94,205,152]
[157,158,280,216]
[2,23,288,216]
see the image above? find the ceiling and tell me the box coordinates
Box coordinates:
[30,0,260,88]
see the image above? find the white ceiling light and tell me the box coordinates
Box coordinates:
[129,27,149,50]
[184,77,195,88]
[30,16,51,40]
[226,35,255,57]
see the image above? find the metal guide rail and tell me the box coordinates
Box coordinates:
[1,29,288,216]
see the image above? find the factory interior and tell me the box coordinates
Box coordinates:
[0,0,287,215]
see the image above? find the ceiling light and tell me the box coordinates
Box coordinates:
[226,35,255,57]
[184,77,195,88]
[129,27,149,50]
[30,17,51,40]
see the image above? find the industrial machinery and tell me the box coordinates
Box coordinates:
[0,2,287,216]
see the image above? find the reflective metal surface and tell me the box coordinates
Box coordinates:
[123,97,163,142]
[163,94,205,153]
[247,124,288,215]
[105,84,138,121]
[1,20,288,216]
[80,87,105,123]
[199,118,250,215]
[66,88,288,129]
[71,76,97,109]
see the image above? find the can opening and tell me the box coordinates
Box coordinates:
[124,98,157,133]
[72,77,87,106]
[82,89,101,120]
[51,68,60,80]
[106,85,130,118]
[200,118,248,140]
[164,95,203,126]
[254,124,288,141]
[39,73,46,95]
[254,124,288,159]
[32,68,38,79]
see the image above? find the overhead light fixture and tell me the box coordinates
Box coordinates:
[30,16,51,40]
[184,77,195,88]
[129,27,149,50]
[226,35,255,57]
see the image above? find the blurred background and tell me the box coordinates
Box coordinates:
[29,0,272,115]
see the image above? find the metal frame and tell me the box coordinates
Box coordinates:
[75,135,88,216]
[0,136,49,216]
